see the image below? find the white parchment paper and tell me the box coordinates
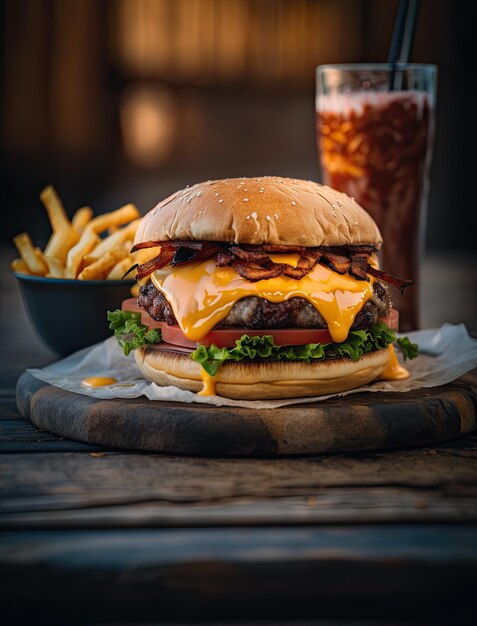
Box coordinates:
[28,324,477,409]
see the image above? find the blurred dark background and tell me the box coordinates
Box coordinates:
[1,0,476,251]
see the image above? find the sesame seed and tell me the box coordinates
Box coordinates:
[354,221,359,225]
[186,184,190,188]
[266,215,271,221]
[218,199,224,203]
[197,191,202,196]
[259,188,264,193]
[332,203,338,208]
[291,201,296,206]
[246,215,251,220]
[274,214,279,219]
[243,198,249,202]
[251,211,257,219]
[215,192,220,196]
[337,201,343,207]
[186,198,192,203]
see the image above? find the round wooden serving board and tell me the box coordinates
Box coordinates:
[16,371,477,456]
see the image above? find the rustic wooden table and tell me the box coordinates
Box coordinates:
[1,247,477,624]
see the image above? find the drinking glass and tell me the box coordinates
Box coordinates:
[316,64,437,331]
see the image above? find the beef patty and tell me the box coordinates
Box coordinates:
[138,280,391,332]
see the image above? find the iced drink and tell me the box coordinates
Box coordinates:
[316,91,433,330]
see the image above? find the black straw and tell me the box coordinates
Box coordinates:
[388,0,421,90]
[399,0,421,64]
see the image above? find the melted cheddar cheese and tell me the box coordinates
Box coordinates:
[381,344,410,380]
[151,254,376,344]
[81,376,117,387]
[198,370,217,396]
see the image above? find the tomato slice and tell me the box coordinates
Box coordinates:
[121,298,332,348]
[379,308,399,331]
[122,298,163,328]
[121,298,399,348]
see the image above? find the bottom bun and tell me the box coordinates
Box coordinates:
[135,345,391,400]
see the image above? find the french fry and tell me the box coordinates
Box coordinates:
[72,206,93,235]
[107,257,133,280]
[45,231,55,251]
[13,233,48,275]
[34,246,48,268]
[40,185,72,233]
[88,204,140,235]
[87,218,141,261]
[45,229,80,264]
[10,258,30,274]
[65,226,99,278]
[107,225,119,235]
[44,256,64,278]
[41,186,79,262]
[81,253,97,267]
[78,247,128,280]
[124,218,141,237]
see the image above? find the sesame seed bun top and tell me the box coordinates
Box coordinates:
[134,177,382,248]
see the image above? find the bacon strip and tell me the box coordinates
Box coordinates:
[343,244,377,256]
[171,247,200,266]
[349,253,370,281]
[174,241,207,250]
[318,250,350,274]
[216,250,234,266]
[367,266,414,293]
[283,255,317,279]
[136,247,175,281]
[232,260,286,281]
[130,240,162,253]
[229,246,271,264]
[136,241,222,276]
[122,263,138,279]
[191,242,223,263]
[132,239,217,254]
[248,244,308,255]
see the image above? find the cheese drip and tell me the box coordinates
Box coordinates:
[198,370,216,396]
[81,376,117,387]
[151,254,375,343]
[381,344,409,380]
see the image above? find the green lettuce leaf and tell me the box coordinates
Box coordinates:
[191,322,398,376]
[107,310,161,356]
[397,336,419,360]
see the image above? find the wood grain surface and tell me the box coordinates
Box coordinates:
[2,526,477,623]
[16,370,477,455]
[3,387,477,623]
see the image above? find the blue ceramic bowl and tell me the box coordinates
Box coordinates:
[14,273,135,356]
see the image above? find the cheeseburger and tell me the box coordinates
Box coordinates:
[109,177,417,399]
